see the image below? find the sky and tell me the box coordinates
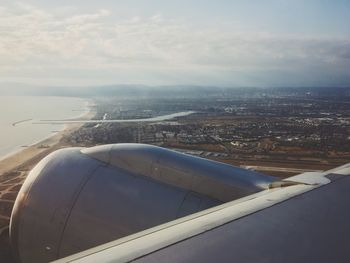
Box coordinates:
[0,0,350,87]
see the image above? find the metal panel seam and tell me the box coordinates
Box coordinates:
[56,163,105,258]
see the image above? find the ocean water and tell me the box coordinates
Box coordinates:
[0,96,89,160]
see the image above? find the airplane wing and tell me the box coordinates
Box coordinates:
[9,144,350,263]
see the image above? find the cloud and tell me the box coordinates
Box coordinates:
[64,9,110,24]
[0,3,349,86]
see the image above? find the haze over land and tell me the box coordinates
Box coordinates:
[1,0,350,88]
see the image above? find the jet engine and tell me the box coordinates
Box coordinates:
[10,144,276,263]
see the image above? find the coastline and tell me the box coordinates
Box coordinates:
[0,123,77,176]
[0,97,93,163]
[0,109,94,176]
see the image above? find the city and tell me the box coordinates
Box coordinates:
[66,87,350,178]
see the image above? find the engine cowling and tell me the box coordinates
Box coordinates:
[10,144,276,263]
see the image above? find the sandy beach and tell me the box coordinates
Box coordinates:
[0,110,94,262]
[0,124,78,175]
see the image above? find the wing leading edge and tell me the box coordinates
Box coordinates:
[54,163,350,263]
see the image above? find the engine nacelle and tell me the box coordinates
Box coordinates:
[10,144,276,263]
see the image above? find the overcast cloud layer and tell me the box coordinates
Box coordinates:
[0,2,350,87]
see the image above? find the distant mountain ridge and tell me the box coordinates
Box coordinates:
[0,82,349,99]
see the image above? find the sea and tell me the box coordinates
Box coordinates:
[0,96,89,160]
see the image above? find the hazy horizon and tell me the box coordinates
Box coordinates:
[1,1,350,87]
